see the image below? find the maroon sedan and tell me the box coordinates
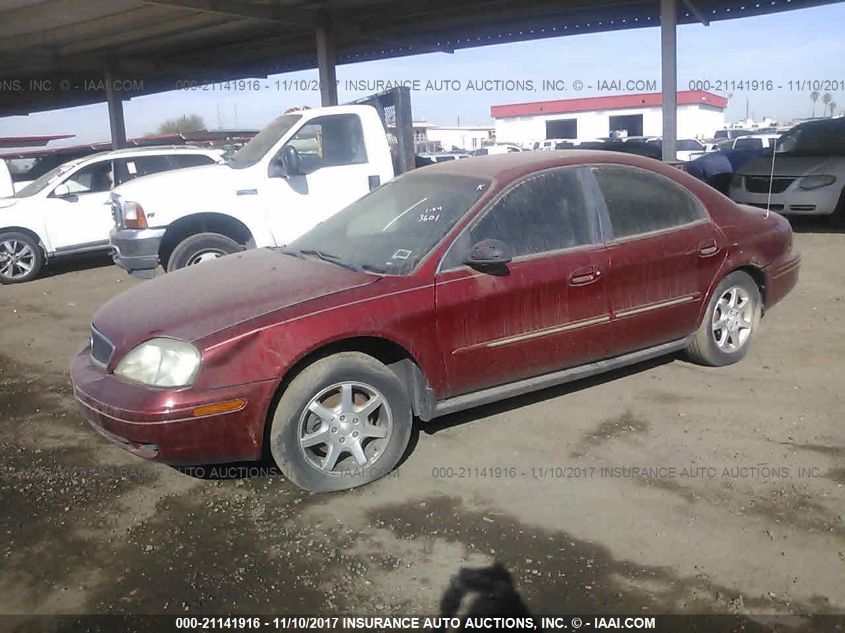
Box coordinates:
[71,151,800,492]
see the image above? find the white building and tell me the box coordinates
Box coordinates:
[425,125,494,151]
[412,121,494,152]
[491,90,727,145]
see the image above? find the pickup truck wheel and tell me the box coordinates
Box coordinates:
[269,352,412,493]
[166,232,244,272]
[0,232,44,284]
[686,271,761,367]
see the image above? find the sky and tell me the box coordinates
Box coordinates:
[0,2,843,146]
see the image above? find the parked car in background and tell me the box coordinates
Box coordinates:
[470,144,523,156]
[0,146,222,283]
[72,151,799,492]
[418,152,470,162]
[713,129,754,142]
[110,105,395,278]
[629,137,706,161]
[728,134,780,151]
[537,138,571,151]
[0,159,12,197]
[729,118,845,221]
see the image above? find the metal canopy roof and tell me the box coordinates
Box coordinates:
[0,0,840,117]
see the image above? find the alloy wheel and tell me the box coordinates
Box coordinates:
[298,381,393,475]
[0,239,36,280]
[712,286,754,353]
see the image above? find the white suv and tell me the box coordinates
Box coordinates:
[0,146,222,283]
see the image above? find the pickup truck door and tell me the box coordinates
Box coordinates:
[264,113,382,245]
[44,159,114,252]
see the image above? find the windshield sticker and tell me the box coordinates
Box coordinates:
[126,161,137,175]
[391,249,412,260]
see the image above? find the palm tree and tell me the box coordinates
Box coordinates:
[830,102,838,118]
[822,93,832,117]
[810,91,820,117]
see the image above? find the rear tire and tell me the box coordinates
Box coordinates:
[0,231,44,284]
[166,232,243,272]
[686,271,762,367]
[269,352,412,493]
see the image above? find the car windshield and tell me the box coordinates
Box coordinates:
[13,162,78,198]
[227,114,301,169]
[286,172,491,275]
[777,122,845,155]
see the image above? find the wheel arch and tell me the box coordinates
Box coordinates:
[696,262,767,329]
[0,226,47,255]
[260,335,433,460]
[733,264,766,308]
[159,213,255,269]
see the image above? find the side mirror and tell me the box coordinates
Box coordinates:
[465,239,513,269]
[53,183,76,200]
[270,144,303,178]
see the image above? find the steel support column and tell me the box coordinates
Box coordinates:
[104,65,127,149]
[316,24,338,106]
[660,0,677,161]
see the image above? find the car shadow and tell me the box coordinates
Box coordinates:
[419,353,678,436]
[788,216,844,235]
[40,252,115,278]
[173,354,679,482]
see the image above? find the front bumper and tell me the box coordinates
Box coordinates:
[110,227,165,279]
[729,181,841,216]
[70,345,278,465]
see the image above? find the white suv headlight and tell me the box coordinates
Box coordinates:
[115,338,201,388]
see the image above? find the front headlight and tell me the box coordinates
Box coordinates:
[114,338,201,388]
[798,175,836,190]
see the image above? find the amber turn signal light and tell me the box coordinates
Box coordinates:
[192,399,247,417]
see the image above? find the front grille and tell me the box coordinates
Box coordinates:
[748,203,785,211]
[90,326,115,366]
[745,176,794,194]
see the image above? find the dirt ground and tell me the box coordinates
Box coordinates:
[1,221,843,628]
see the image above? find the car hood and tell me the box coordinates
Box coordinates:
[111,163,249,209]
[738,155,845,177]
[93,248,379,354]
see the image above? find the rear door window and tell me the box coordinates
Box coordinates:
[592,165,706,239]
[116,155,176,184]
[171,154,216,168]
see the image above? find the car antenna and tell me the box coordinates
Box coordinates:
[765,137,778,219]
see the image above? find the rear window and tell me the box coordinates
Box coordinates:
[734,138,763,150]
[172,154,216,168]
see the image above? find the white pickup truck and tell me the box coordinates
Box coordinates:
[111,104,397,277]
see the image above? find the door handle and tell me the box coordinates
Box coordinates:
[698,239,719,257]
[568,265,601,286]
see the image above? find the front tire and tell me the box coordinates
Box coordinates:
[166,232,244,272]
[269,352,412,493]
[0,231,44,284]
[686,271,762,367]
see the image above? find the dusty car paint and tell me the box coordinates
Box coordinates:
[70,151,800,466]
